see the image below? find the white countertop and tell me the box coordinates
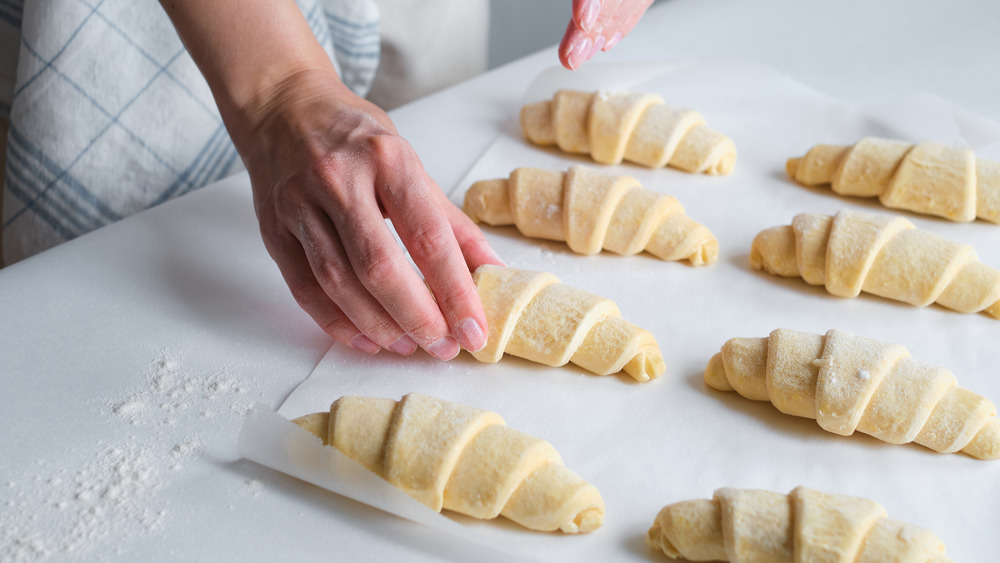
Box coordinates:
[3,1,999,561]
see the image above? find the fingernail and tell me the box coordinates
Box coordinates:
[581,0,600,32]
[587,35,606,60]
[427,336,460,360]
[567,37,591,70]
[351,334,381,355]
[388,335,418,355]
[455,317,486,352]
[604,31,622,50]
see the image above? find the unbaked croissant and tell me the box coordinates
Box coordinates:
[648,486,952,562]
[787,137,1000,223]
[704,328,1000,459]
[463,166,718,265]
[750,209,1000,318]
[293,392,604,533]
[472,265,665,381]
[520,89,736,175]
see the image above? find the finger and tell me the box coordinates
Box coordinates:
[436,190,506,272]
[602,0,653,50]
[292,204,420,356]
[376,153,490,354]
[558,19,588,70]
[572,0,601,32]
[263,228,382,353]
[322,153,462,360]
[560,0,624,69]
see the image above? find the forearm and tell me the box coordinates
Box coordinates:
[161,0,497,358]
[159,0,341,144]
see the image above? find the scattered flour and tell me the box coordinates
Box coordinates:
[111,395,149,424]
[168,440,202,471]
[244,479,265,498]
[0,353,261,562]
[0,441,165,562]
[105,355,253,427]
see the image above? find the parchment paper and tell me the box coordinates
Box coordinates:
[243,60,1000,563]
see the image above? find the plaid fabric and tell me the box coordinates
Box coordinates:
[1,0,380,264]
[0,0,20,121]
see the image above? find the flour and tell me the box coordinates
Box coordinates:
[0,441,165,562]
[106,354,252,427]
[0,353,261,562]
[112,395,149,424]
[244,479,265,497]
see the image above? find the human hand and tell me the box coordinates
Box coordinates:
[559,0,654,70]
[242,70,503,359]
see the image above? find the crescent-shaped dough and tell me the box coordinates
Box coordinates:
[463,166,718,265]
[648,486,952,562]
[704,328,1000,459]
[520,90,736,175]
[294,393,605,533]
[787,137,1000,223]
[472,265,665,382]
[750,209,1000,318]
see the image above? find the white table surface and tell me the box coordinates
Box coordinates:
[3,1,999,561]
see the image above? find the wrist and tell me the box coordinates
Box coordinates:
[160,0,341,150]
[231,67,350,155]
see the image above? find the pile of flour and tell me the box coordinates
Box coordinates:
[0,354,262,562]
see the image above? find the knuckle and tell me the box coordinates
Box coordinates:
[271,185,312,225]
[406,222,452,263]
[355,246,399,289]
[287,279,318,309]
[285,275,329,313]
[312,258,351,294]
[369,131,407,153]
[369,134,414,167]
[404,314,442,346]
[318,314,352,340]
[355,315,396,340]
[438,279,480,310]
[259,227,296,261]
[312,161,351,202]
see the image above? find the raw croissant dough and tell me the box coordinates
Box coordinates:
[472,265,665,381]
[293,392,604,533]
[520,89,737,175]
[787,137,1000,223]
[704,328,1000,459]
[750,209,1000,318]
[647,486,952,562]
[463,166,718,265]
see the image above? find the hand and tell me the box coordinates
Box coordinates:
[559,0,654,70]
[243,70,503,359]
[160,0,503,359]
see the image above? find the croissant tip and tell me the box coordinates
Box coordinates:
[646,522,681,558]
[786,157,801,179]
[561,508,604,534]
[748,226,800,277]
[688,239,719,266]
[986,301,1000,319]
[748,246,764,271]
[627,352,666,382]
[291,412,331,445]
[712,153,737,176]
[703,353,733,391]
[963,418,1000,459]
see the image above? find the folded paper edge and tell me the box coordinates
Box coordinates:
[236,404,539,563]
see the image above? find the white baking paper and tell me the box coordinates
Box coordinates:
[236,405,528,562]
[244,60,1000,563]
